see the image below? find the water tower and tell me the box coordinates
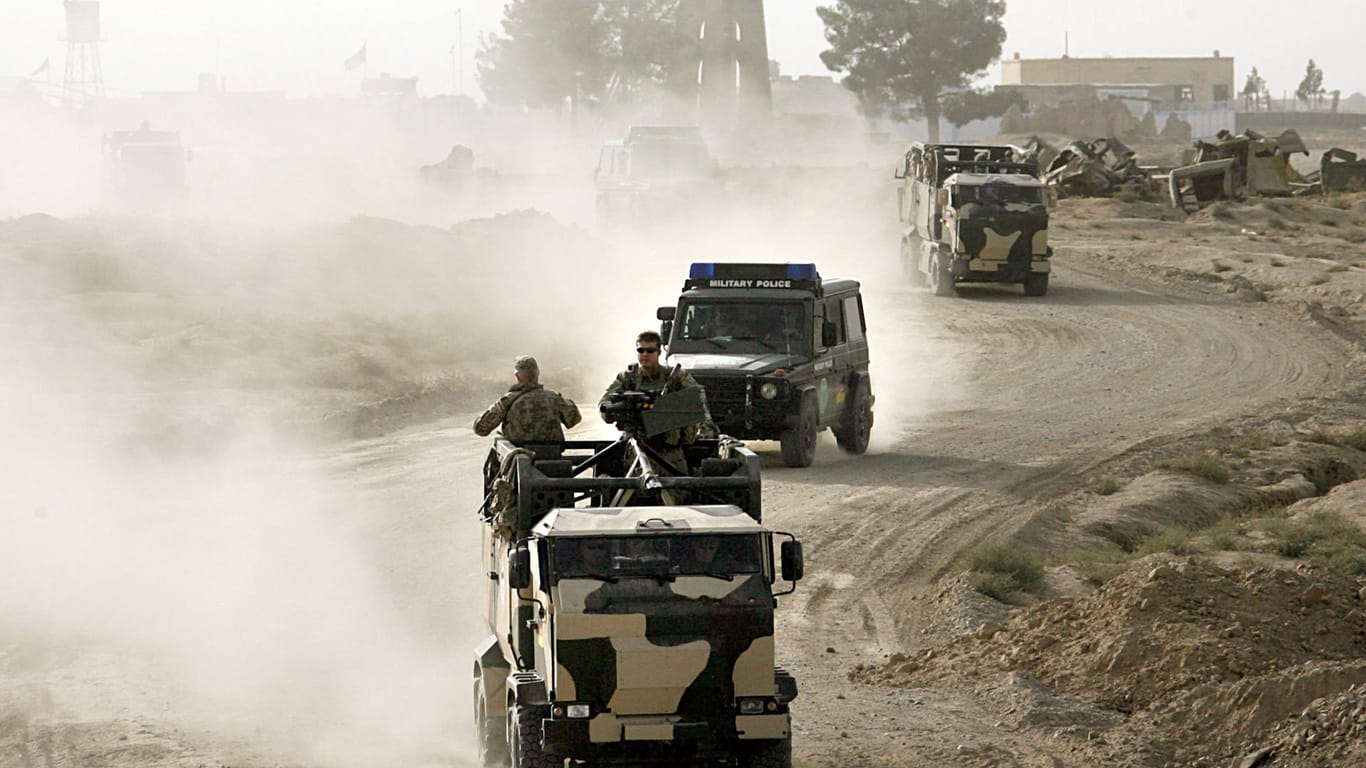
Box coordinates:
[677,0,772,130]
[62,0,104,108]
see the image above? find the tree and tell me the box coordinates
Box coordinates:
[817,0,1007,142]
[942,87,1025,127]
[1296,59,1324,111]
[1242,67,1266,111]
[477,0,690,112]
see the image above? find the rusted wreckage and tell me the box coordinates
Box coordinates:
[1044,137,1154,199]
[1320,148,1366,193]
[1164,129,1310,211]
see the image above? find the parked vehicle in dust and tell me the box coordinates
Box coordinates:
[657,262,874,468]
[473,402,804,768]
[594,125,721,225]
[102,121,190,213]
[897,142,1052,296]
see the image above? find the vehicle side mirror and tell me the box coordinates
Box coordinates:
[660,319,673,345]
[937,188,950,207]
[781,540,804,582]
[821,321,837,348]
[656,306,676,321]
[508,544,531,590]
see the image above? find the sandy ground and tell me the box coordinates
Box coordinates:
[1,174,1365,768]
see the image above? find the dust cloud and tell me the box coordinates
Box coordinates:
[0,62,956,767]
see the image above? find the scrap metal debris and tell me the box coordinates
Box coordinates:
[1044,137,1155,200]
[1320,148,1366,193]
[1165,129,1311,211]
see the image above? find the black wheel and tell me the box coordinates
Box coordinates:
[741,737,792,768]
[1023,271,1049,296]
[509,704,557,768]
[901,238,925,286]
[780,396,818,468]
[834,379,873,455]
[929,252,955,296]
[474,679,508,767]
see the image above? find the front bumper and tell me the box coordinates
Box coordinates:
[692,375,793,439]
[542,712,790,760]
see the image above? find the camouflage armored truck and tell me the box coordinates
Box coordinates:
[657,263,873,469]
[102,121,190,214]
[595,125,722,226]
[473,395,804,768]
[897,142,1052,296]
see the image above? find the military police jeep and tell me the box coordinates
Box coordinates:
[657,263,874,468]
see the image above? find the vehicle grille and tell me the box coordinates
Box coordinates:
[694,375,748,412]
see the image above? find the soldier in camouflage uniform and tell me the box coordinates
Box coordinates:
[599,331,714,471]
[474,355,582,443]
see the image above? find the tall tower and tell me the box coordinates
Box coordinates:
[677,0,772,130]
[62,1,104,109]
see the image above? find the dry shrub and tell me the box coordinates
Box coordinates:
[968,543,1044,601]
[1160,452,1231,483]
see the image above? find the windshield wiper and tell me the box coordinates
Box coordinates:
[702,570,736,581]
[690,337,727,350]
[732,335,778,352]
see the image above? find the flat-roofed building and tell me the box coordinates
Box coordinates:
[1000,52,1235,110]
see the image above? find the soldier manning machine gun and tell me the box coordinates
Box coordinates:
[474,389,804,768]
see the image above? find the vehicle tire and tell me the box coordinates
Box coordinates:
[1023,271,1050,297]
[929,252,955,297]
[780,396,818,468]
[509,704,557,768]
[474,680,508,767]
[740,737,792,768]
[834,379,873,455]
[901,238,925,286]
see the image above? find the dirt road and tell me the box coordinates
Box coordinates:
[2,202,1362,768]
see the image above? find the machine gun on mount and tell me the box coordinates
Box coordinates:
[481,384,760,538]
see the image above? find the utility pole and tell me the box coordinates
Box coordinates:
[455,8,463,96]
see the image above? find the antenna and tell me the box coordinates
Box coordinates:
[62,0,104,109]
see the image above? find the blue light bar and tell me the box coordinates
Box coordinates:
[690,263,819,280]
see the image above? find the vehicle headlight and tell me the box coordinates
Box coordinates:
[758,382,778,400]
[737,698,766,714]
[566,704,592,719]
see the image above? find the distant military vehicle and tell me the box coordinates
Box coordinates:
[594,125,721,225]
[473,402,804,768]
[658,262,874,468]
[897,142,1052,296]
[101,121,190,213]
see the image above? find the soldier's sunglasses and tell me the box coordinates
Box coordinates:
[636,347,660,354]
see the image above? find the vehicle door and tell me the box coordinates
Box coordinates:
[842,294,869,377]
[814,295,850,426]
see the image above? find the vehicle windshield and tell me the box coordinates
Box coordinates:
[554,535,763,581]
[630,140,712,179]
[953,183,1042,206]
[671,301,810,356]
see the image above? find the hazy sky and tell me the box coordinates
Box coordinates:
[3,1,1360,101]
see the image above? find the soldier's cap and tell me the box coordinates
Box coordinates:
[514,355,539,374]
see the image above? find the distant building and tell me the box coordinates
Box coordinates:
[362,73,418,99]
[1000,52,1235,111]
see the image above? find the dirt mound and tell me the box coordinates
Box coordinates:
[854,559,1366,765]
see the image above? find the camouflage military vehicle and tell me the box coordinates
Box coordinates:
[101,121,190,214]
[657,262,873,468]
[897,142,1052,296]
[594,125,722,226]
[473,400,804,768]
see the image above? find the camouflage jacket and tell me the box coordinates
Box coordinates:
[473,382,581,443]
[599,364,712,446]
